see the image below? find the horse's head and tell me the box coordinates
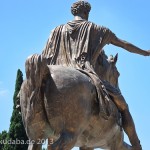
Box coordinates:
[95,51,120,88]
[107,53,120,88]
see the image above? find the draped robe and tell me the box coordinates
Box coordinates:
[41,20,119,118]
[42,20,115,68]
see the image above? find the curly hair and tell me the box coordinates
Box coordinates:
[71,1,91,16]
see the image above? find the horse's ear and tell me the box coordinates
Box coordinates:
[114,53,118,64]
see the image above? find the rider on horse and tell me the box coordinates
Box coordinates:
[26,1,150,149]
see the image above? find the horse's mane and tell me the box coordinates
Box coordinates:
[95,49,119,88]
[95,50,109,78]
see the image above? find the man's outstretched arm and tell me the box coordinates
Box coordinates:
[111,36,150,56]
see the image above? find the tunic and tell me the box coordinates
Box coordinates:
[42,20,120,119]
[42,20,115,68]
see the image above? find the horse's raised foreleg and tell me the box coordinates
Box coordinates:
[50,131,77,150]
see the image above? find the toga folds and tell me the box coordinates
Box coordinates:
[42,20,120,118]
[42,20,115,68]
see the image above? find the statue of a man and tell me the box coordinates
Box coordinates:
[27,1,150,149]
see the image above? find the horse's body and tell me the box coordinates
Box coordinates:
[19,53,132,150]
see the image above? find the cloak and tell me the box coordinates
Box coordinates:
[42,20,115,68]
[42,20,119,118]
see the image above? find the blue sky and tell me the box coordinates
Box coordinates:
[0,0,150,149]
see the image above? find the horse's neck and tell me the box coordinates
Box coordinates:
[94,54,109,81]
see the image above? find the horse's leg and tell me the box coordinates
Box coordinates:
[110,131,132,150]
[114,142,132,150]
[79,147,94,150]
[48,139,94,150]
[51,131,77,150]
[28,143,42,150]
[47,138,54,150]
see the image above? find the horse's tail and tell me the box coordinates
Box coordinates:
[19,54,54,139]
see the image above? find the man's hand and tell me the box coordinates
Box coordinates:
[143,50,150,56]
[148,50,150,56]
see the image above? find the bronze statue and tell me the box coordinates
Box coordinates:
[21,53,128,150]
[19,1,150,150]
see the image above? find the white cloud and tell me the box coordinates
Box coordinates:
[0,81,9,99]
[0,89,8,97]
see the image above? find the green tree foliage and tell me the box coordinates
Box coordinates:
[0,130,8,149]
[4,69,28,150]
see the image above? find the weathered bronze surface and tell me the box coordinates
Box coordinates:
[19,1,150,150]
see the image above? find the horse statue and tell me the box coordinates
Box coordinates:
[19,51,131,150]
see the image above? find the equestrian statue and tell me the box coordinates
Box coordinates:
[19,1,150,150]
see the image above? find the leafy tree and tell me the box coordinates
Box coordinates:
[0,130,8,149]
[4,69,28,150]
